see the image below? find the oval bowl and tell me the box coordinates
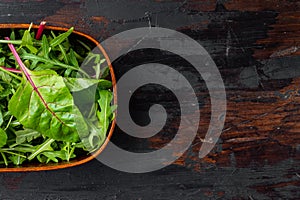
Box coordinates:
[0,23,117,172]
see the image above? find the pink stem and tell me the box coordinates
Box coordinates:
[5,37,32,79]
[5,37,42,102]
[5,37,65,125]
[0,66,22,74]
[35,21,46,40]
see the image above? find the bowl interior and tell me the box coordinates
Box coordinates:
[0,24,116,172]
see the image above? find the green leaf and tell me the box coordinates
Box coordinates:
[63,48,78,77]
[84,53,107,79]
[0,83,11,98]
[21,53,89,77]
[28,138,55,160]
[34,63,57,71]
[8,69,89,142]
[21,29,38,54]
[77,39,91,51]
[0,111,3,127]
[0,57,5,66]
[10,146,35,153]
[0,128,7,148]
[21,30,33,46]
[40,150,74,163]
[15,129,41,144]
[25,44,38,54]
[88,122,105,151]
[69,49,79,67]
[50,27,74,48]
[41,35,50,59]
[61,142,76,161]
[51,31,69,65]
[10,30,15,40]
[97,90,114,137]
[9,155,26,165]
[0,152,8,166]
[64,77,111,92]
[37,154,47,163]
[0,70,12,83]
[100,66,110,79]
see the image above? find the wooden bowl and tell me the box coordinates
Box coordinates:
[0,23,117,172]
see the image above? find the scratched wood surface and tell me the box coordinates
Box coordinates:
[0,0,299,199]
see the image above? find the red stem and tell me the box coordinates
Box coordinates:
[35,21,46,40]
[5,37,65,125]
[5,37,32,80]
[0,66,22,74]
[5,37,45,103]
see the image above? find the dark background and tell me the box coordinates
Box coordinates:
[0,0,299,199]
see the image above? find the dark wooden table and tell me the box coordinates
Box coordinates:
[0,0,299,199]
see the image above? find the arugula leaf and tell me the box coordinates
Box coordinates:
[97,90,114,137]
[61,142,76,161]
[39,150,75,163]
[51,31,69,65]
[15,129,41,144]
[21,53,89,77]
[9,155,26,165]
[28,138,55,160]
[84,52,107,79]
[0,111,3,127]
[10,30,15,40]
[0,128,7,148]
[0,70,12,83]
[41,35,50,59]
[88,123,105,151]
[50,27,74,48]
[21,26,38,54]
[0,152,8,166]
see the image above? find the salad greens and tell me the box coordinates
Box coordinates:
[0,23,115,166]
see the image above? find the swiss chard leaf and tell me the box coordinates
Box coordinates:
[8,69,89,142]
[64,77,111,92]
